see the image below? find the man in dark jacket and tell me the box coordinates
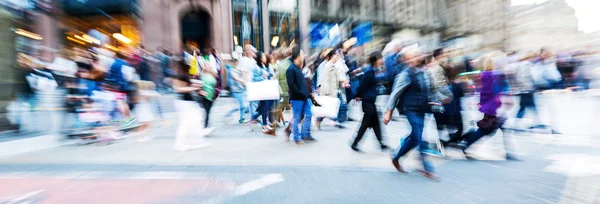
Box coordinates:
[351,52,389,152]
[286,48,315,145]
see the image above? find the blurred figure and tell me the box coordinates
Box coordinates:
[532,48,562,90]
[238,45,258,118]
[316,49,346,129]
[383,47,439,180]
[286,48,315,145]
[513,53,547,130]
[274,48,294,134]
[133,81,160,142]
[383,40,406,95]
[106,52,136,127]
[439,65,466,147]
[172,59,212,151]
[458,51,519,161]
[225,58,248,124]
[250,52,276,135]
[198,48,219,128]
[351,51,389,152]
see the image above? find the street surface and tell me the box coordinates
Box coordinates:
[0,96,599,203]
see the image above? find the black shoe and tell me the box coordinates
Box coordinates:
[303,137,318,143]
[506,153,522,161]
[351,145,362,153]
[381,145,390,152]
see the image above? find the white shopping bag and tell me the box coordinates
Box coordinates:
[423,113,445,157]
[246,80,280,101]
[312,96,341,118]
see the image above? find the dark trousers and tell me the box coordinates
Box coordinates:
[463,115,513,154]
[201,98,214,128]
[434,112,464,144]
[352,100,384,148]
[516,93,536,119]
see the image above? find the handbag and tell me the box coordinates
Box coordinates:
[423,113,445,157]
[476,114,497,129]
[246,80,280,101]
[312,96,341,118]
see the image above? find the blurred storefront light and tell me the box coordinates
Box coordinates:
[271,36,279,47]
[74,35,92,43]
[15,29,42,40]
[82,34,101,45]
[103,44,118,51]
[67,36,86,45]
[112,33,131,44]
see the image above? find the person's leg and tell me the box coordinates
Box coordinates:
[249,100,259,119]
[260,101,269,126]
[351,102,371,148]
[370,101,386,148]
[392,112,423,161]
[464,127,494,148]
[301,100,313,140]
[290,100,303,142]
[446,114,464,144]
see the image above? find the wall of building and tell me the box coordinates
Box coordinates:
[139,0,233,54]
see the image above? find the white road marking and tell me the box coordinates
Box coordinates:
[234,173,284,196]
[4,189,44,204]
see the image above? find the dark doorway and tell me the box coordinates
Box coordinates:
[181,10,211,50]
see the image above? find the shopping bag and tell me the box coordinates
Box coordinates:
[423,113,445,157]
[312,96,341,118]
[246,80,280,101]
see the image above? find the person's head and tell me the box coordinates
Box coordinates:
[244,44,257,58]
[270,50,282,63]
[325,49,339,63]
[291,47,304,67]
[402,47,424,68]
[483,51,508,71]
[255,52,267,67]
[540,48,552,61]
[283,47,293,58]
[433,48,445,62]
[368,51,384,68]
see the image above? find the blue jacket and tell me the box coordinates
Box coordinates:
[384,53,405,91]
[355,66,379,102]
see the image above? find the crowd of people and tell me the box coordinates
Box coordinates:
[10,35,600,180]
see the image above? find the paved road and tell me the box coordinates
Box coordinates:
[0,95,600,203]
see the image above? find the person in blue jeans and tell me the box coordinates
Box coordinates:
[225,64,247,124]
[286,48,316,145]
[383,48,447,180]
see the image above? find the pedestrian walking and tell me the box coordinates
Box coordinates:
[172,59,212,151]
[225,61,248,124]
[198,48,219,128]
[383,47,441,180]
[249,52,276,135]
[132,80,160,142]
[316,49,346,129]
[286,48,316,145]
[457,51,519,161]
[351,51,389,152]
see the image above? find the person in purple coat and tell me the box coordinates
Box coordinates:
[459,51,520,161]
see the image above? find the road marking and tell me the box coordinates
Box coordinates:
[4,189,44,204]
[234,173,284,196]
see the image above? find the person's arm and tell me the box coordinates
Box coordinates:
[252,66,264,82]
[386,71,410,111]
[286,68,300,95]
[383,71,410,125]
[173,78,199,93]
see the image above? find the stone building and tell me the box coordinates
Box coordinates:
[505,0,593,52]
